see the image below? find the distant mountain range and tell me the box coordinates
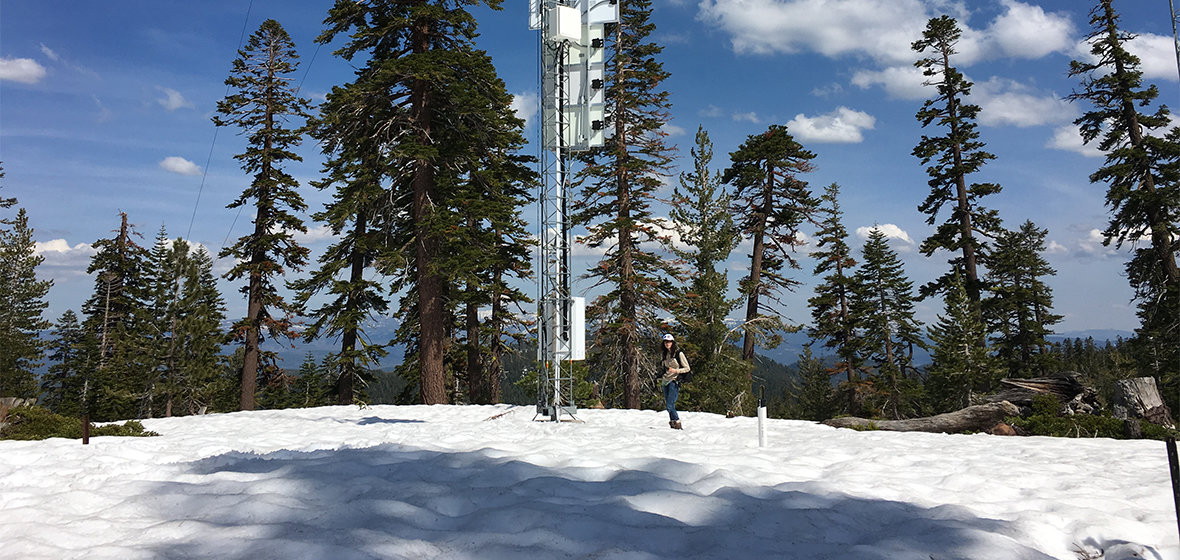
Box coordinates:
[268,318,1133,373]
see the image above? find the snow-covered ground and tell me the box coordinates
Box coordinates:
[1,405,1176,560]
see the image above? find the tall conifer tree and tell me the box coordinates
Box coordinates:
[808,183,860,384]
[81,213,151,421]
[0,208,52,399]
[668,126,749,415]
[850,228,927,419]
[985,221,1062,378]
[572,0,677,409]
[723,125,818,364]
[1068,0,1179,391]
[912,16,1003,306]
[42,310,86,415]
[214,19,312,411]
[925,273,996,413]
[318,0,532,405]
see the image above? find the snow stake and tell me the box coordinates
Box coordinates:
[1167,438,1180,542]
[757,386,767,448]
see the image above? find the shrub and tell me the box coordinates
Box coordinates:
[1008,395,1180,440]
[0,406,158,441]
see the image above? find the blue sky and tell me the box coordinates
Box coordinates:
[1,0,1177,335]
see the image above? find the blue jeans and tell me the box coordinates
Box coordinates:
[663,381,680,421]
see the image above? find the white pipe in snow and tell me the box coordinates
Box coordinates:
[757,406,767,447]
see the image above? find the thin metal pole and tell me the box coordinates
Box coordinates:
[1171,0,1180,103]
[1166,438,1180,544]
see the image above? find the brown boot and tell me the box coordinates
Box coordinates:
[670,420,682,430]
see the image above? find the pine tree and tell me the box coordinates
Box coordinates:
[81,212,152,421]
[850,228,927,419]
[0,208,52,399]
[1067,0,1179,394]
[723,125,818,364]
[172,242,227,415]
[571,0,677,409]
[912,15,1004,306]
[926,273,998,413]
[214,19,312,411]
[789,346,835,421]
[141,226,180,417]
[985,221,1062,379]
[668,126,750,415]
[318,0,528,406]
[42,310,86,415]
[295,84,393,406]
[807,183,861,385]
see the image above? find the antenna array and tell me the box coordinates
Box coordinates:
[531,0,618,421]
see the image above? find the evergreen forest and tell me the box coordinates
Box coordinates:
[1,0,1176,431]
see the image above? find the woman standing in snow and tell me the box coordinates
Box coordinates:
[660,333,690,430]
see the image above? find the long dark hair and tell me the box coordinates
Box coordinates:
[662,339,679,360]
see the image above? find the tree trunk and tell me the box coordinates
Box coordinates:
[1113,377,1175,429]
[823,401,1020,434]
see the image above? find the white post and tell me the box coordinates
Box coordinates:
[757,386,767,447]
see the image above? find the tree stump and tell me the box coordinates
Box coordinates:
[1113,377,1175,429]
[823,401,1021,434]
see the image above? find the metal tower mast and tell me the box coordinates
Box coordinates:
[530,0,617,421]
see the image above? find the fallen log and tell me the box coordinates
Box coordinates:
[823,401,1021,434]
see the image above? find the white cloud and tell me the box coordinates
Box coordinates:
[294,224,336,245]
[159,156,202,176]
[700,105,724,118]
[856,223,915,251]
[732,111,761,123]
[1126,33,1180,82]
[510,91,539,128]
[811,83,844,97]
[986,0,1074,59]
[93,95,113,124]
[971,78,1074,128]
[698,0,1073,66]
[1045,240,1068,255]
[0,57,47,84]
[34,240,97,277]
[851,66,928,100]
[698,0,930,65]
[156,87,194,111]
[786,106,875,143]
[1076,228,1119,257]
[1073,32,1178,83]
[39,44,60,62]
[1046,125,1104,158]
[662,123,688,137]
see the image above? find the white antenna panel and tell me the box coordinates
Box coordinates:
[587,0,619,24]
[529,0,542,30]
[551,5,582,43]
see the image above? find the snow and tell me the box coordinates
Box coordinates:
[1,405,1176,560]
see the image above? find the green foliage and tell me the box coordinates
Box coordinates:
[808,183,861,390]
[1004,393,1179,440]
[911,15,1003,303]
[984,221,1062,378]
[0,207,53,399]
[723,125,818,361]
[1068,1,1180,398]
[783,347,836,421]
[667,126,749,416]
[215,19,312,410]
[926,272,999,413]
[81,213,153,421]
[514,361,595,406]
[572,0,677,409]
[850,228,927,419]
[318,0,534,406]
[0,406,158,441]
